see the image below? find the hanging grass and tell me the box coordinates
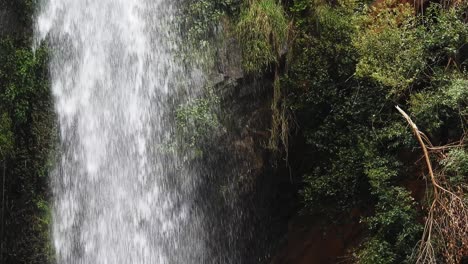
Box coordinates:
[236,0,288,74]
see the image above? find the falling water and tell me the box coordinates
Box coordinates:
[35,0,209,263]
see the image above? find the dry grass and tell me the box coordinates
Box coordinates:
[397,106,467,264]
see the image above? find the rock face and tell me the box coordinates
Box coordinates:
[0,1,25,38]
[212,35,274,194]
[196,35,297,263]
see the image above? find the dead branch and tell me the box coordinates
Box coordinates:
[396,106,468,264]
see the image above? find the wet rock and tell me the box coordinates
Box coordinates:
[0,1,24,38]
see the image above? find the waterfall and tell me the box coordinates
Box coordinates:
[35,0,209,263]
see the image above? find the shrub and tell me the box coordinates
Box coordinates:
[354,3,426,95]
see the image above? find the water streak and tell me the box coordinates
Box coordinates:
[35,0,207,263]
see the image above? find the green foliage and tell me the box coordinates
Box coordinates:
[365,188,420,240]
[108,3,468,263]
[443,77,468,108]
[178,0,241,72]
[0,40,49,125]
[285,0,468,262]
[176,89,222,154]
[354,3,468,97]
[182,0,240,46]
[31,198,55,262]
[0,36,55,263]
[286,0,358,108]
[0,113,13,159]
[358,186,422,263]
[422,4,468,66]
[183,0,223,47]
[441,148,468,185]
[408,71,468,134]
[290,0,371,217]
[357,239,397,264]
[1,0,465,263]
[357,239,396,264]
[354,3,425,95]
[363,154,399,192]
[302,147,369,216]
[408,90,444,132]
[236,0,288,73]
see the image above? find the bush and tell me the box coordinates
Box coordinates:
[354,3,426,95]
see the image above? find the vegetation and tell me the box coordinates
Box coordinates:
[237,0,290,152]
[181,0,467,262]
[0,1,56,263]
[181,0,240,46]
[285,0,467,262]
[175,87,223,156]
[236,0,288,74]
[2,0,468,263]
